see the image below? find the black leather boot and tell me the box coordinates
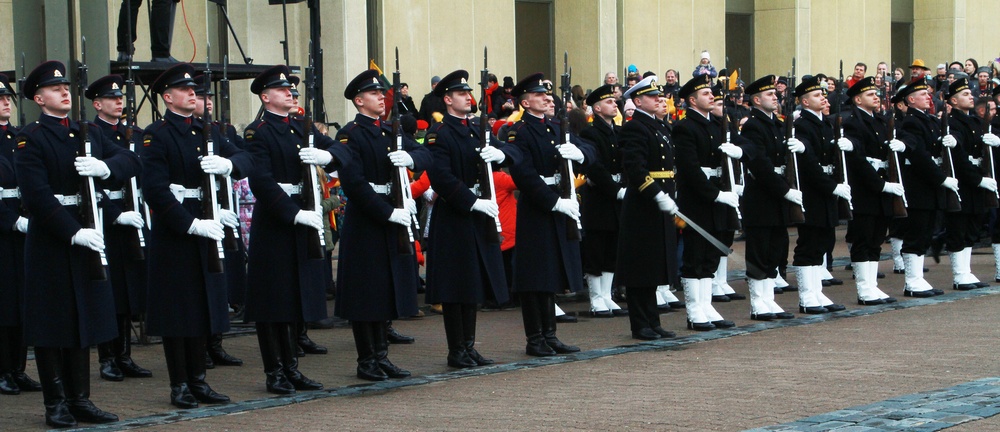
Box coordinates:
[65,348,119,424]
[207,334,243,366]
[296,322,328,355]
[443,303,476,368]
[185,337,230,404]
[279,323,323,391]
[461,303,494,366]
[163,337,198,409]
[385,320,415,344]
[521,292,555,357]
[255,323,294,395]
[374,321,410,378]
[542,293,580,354]
[0,327,19,395]
[97,342,124,382]
[9,328,40,392]
[351,321,387,381]
[115,315,151,378]
[34,347,76,428]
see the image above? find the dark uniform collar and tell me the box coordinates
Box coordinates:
[354,113,384,133]
[523,111,546,124]
[443,113,470,128]
[802,109,823,122]
[751,106,774,120]
[39,113,73,130]
[263,109,290,123]
[164,110,198,130]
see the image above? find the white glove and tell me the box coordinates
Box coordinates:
[74,156,111,179]
[557,144,585,163]
[941,134,957,148]
[979,177,998,192]
[942,177,959,192]
[551,198,581,220]
[783,189,803,206]
[470,199,500,217]
[188,218,225,241]
[404,198,417,215]
[388,208,411,226]
[833,183,852,201]
[734,184,745,197]
[299,147,333,166]
[984,133,1000,148]
[13,216,27,233]
[837,137,854,152]
[200,155,233,175]
[888,139,906,152]
[714,191,740,208]
[70,228,105,252]
[114,211,145,229]
[293,210,324,230]
[616,188,626,200]
[882,182,905,196]
[218,209,239,228]
[388,150,414,168]
[786,137,805,154]
[719,143,743,159]
[480,146,505,164]
[654,191,677,213]
[422,187,436,202]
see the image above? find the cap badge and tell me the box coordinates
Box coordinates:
[372,78,378,84]
[280,73,287,80]
[183,73,192,79]
[53,70,63,78]
[111,83,119,90]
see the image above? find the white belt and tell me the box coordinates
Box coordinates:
[701,167,721,178]
[610,173,622,183]
[0,188,20,199]
[970,156,982,167]
[369,183,391,195]
[773,166,786,175]
[103,189,125,200]
[278,183,303,196]
[866,157,888,170]
[169,184,203,201]
[540,174,561,186]
[469,184,481,195]
[821,165,834,175]
[53,194,81,206]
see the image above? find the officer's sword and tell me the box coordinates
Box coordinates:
[673,209,732,256]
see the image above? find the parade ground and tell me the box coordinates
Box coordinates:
[4,227,1000,431]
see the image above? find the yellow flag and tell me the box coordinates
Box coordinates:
[728,70,740,91]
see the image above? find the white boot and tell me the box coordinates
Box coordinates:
[797,266,824,313]
[855,262,883,304]
[950,250,973,289]
[962,247,983,287]
[762,279,791,317]
[554,303,566,316]
[654,286,666,306]
[993,244,1000,282]
[715,257,738,295]
[700,278,729,323]
[586,273,609,315]
[813,265,837,307]
[890,237,904,273]
[867,261,894,300]
[711,266,729,301]
[819,256,834,280]
[775,268,795,291]
[600,272,624,312]
[903,253,935,295]
[659,285,682,305]
[682,278,710,326]
[748,278,773,320]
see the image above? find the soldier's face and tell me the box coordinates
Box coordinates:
[711,99,724,116]
[800,90,825,112]
[163,86,197,114]
[907,89,931,111]
[856,89,879,111]
[34,84,72,116]
[690,88,715,112]
[94,96,124,119]
[443,90,472,115]
[0,95,11,121]
[545,94,556,116]
[355,89,385,117]
[262,87,294,113]
[633,94,661,116]
[950,89,975,111]
[592,97,618,119]
[755,89,778,112]
[194,95,213,117]
[520,92,547,115]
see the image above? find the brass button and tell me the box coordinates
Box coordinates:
[196,147,201,151]
[69,133,75,138]
[191,131,196,135]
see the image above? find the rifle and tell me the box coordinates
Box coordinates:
[984,73,1000,209]
[719,58,741,230]
[834,61,853,220]
[784,58,806,223]
[17,53,26,128]
[941,104,962,212]
[390,48,415,255]
[122,33,145,259]
[76,36,108,280]
[558,52,582,240]
[884,85,908,217]
[301,42,326,259]
[479,46,502,243]
[201,45,225,273]
[217,55,241,251]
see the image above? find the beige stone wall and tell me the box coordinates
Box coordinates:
[912,0,1000,69]
[0,0,11,70]
[619,0,726,84]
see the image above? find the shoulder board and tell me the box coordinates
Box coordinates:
[15,136,26,149]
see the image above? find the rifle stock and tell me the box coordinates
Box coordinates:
[719,59,741,230]
[558,52,581,241]
[479,46,501,243]
[784,60,806,224]
[941,108,962,212]
[77,37,108,280]
[301,43,327,259]
[834,62,853,220]
[122,39,145,259]
[201,46,225,274]
[391,48,415,255]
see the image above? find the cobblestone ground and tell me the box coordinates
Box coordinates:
[2,228,999,431]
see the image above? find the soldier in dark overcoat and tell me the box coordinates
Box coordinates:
[141,63,252,409]
[736,75,797,321]
[243,65,348,393]
[0,72,41,397]
[616,76,680,339]
[507,72,594,356]
[423,70,516,368]
[16,60,140,427]
[579,84,628,318]
[333,69,430,381]
[84,74,153,383]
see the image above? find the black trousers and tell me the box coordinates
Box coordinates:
[944,212,983,252]
[744,226,787,279]
[680,226,725,279]
[793,224,835,267]
[581,230,618,275]
[849,214,889,262]
[900,209,935,255]
[625,286,659,333]
[116,0,174,57]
